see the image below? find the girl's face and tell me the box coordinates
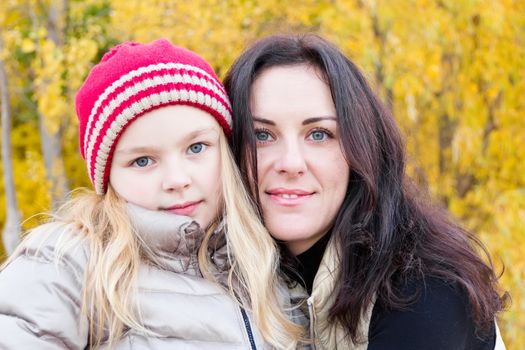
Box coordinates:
[250,64,349,255]
[110,105,222,229]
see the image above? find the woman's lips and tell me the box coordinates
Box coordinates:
[265,188,313,206]
[163,201,202,216]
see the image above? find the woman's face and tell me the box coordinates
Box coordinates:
[250,64,349,255]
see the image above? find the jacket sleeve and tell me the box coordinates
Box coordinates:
[367,277,497,350]
[0,226,89,349]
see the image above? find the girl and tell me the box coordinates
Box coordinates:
[224,34,507,349]
[0,39,303,349]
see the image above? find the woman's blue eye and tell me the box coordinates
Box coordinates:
[310,130,327,141]
[255,131,271,142]
[189,143,204,154]
[133,157,151,167]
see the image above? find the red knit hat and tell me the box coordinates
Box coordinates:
[76,39,232,194]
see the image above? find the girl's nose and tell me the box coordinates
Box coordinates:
[161,161,192,192]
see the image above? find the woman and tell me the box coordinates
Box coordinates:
[224,34,507,349]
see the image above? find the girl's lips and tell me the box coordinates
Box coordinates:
[265,189,313,207]
[163,201,202,216]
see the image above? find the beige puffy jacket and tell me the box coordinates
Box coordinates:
[0,205,267,349]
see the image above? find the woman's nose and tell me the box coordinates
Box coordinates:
[273,140,307,177]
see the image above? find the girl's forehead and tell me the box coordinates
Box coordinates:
[116,105,221,148]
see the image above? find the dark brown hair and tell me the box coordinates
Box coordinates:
[224,34,506,341]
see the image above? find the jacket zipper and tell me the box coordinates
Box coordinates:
[307,296,317,350]
[239,306,257,350]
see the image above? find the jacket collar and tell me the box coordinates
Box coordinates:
[302,237,373,349]
[126,203,204,275]
[311,236,339,302]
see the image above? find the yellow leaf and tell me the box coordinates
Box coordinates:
[20,38,35,53]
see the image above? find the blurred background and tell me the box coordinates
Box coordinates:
[0,0,523,348]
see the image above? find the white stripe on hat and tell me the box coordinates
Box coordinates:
[84,70,232,177]
[83,62,230,156]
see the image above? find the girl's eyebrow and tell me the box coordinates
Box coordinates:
[114,127,219,156]
[184,127,219,141]
[114,146,159,156]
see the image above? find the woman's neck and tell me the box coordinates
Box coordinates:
[284,232,332,294]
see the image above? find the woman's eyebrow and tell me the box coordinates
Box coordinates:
[302,116,337,125]
[253,117,275,126]
[253,116,336,126]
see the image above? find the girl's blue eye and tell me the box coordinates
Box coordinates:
[189,143,204,154]
[255,130,272,142]
[133,157,152,167]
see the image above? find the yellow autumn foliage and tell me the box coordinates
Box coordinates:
[0,0,523,348]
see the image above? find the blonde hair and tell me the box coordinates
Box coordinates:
[4,130,303,349]
[200,132,304,348]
